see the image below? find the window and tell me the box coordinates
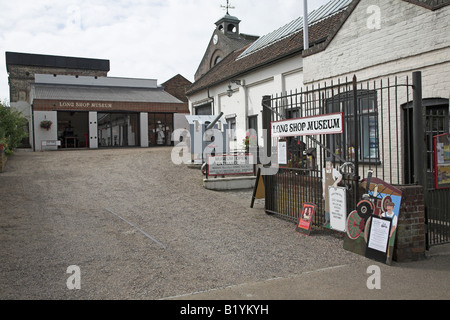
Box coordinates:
[214,56,222,65]
[194,103,212,115]
[326,90,379,162]
[248,115,258,146]
[227,117,236,141]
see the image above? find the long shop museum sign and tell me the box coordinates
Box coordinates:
[58,101,113,108]
[271,112,343,138]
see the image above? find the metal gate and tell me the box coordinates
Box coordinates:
[260,72,450,246]
[262,77,361,226]
[424,111,450,248]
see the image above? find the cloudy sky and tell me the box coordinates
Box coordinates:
[0,0,330,102]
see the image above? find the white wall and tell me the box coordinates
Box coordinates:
[301,0,450,183]
[140,112,148,147]
[33,111,58,151]
[188,55,303,151]
[303,0,450,89]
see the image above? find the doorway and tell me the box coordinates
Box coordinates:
[57,111,89,148]
[148,113,174,146]
[97,112,139,147]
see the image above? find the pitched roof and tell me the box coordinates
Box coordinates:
[32,83,182,104]
[402,0,450,10]
[186,0,352,95]
[187,0,450,97]
[238,0,353,60]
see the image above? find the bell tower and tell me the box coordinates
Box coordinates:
[215,0,240,38]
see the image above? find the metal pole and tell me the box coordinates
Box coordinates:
[413,71,425,186]
[262,95,272,165]
[352,75,359,201]
[303,0,309,50]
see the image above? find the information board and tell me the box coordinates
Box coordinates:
[207,154,255,176]
[365,216,392,263]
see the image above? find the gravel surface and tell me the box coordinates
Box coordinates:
[0,147,367,299]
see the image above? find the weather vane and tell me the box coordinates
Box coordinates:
[220,0,235,15]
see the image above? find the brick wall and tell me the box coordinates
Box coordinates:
[393,185,426,262]
[8,64,108,103]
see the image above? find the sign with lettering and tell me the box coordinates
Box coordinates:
[328,186,347,232]
[207,154,255,176]
[58,101,112,108]
[271,112,343,138]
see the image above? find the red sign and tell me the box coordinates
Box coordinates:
[296,202,317,236]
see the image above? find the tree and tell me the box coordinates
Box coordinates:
[0,101,28,155]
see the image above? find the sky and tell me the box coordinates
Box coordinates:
[0,0,330,103]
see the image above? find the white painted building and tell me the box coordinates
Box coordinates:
[187,0,449,180]
[186,0,354,152]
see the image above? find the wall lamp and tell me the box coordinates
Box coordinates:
[226,79,244,97]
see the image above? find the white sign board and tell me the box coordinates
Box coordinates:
[329,186,347,232]
[277,140,287,165]
[367,217,392,253]
[207,154,255,176]
[271,112,343,138]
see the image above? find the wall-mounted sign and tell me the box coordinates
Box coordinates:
[207,154,255,176]
[296,202,317,236]
[58,101,112,108]
[271,112,343,138]
[277,140,288,166]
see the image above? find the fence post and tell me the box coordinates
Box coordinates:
[352,75,359,200]
[262,95,272,166]
[412,71,425,187]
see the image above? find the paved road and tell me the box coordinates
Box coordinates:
[0,147,449,304]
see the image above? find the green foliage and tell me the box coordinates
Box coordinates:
[0,101,28,155]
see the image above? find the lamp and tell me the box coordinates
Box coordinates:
[226,79,243,97]
[227,84,233,97]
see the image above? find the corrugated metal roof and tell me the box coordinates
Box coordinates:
[237,0,352,60]
[32,83,183,104]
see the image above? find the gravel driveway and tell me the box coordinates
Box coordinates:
[0,147,366,299]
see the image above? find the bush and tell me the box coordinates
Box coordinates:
[0,101,28,155]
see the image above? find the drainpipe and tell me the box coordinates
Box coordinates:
[207,88,214,115]
[31,103,35,152]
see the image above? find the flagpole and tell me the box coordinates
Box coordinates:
[303,0,309,49]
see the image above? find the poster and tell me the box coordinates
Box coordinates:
[366,216,392,263]
[343,177,402,265]
[367,217,391,252]
[434,133,450,189]
[277,140,287,166]
[296,202,317,236]
[328,186,347,232]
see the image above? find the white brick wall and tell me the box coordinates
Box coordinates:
[302,0,450,184]
[304,0,450,95]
